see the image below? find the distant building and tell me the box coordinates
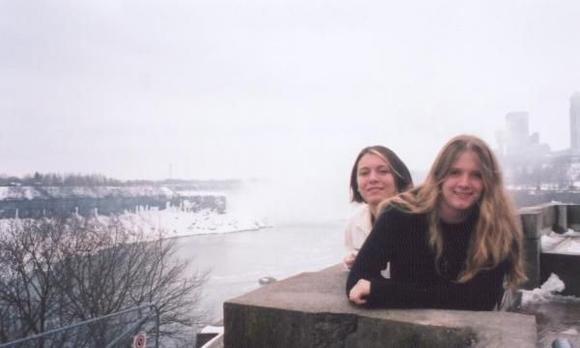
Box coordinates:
[571,92,580,150]
[499,92,580,188]
[498,112,550,158]
[505,111,530,155]
[497,110,549,186]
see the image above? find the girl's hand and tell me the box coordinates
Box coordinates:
[349,279,370,305]
[343,252,356,269]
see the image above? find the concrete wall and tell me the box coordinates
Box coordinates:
[224,265,537,348]
[519,203,580,292]
[519,204,567,289]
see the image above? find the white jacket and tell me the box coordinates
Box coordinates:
[344,204,372,254]
[344,204,390,277]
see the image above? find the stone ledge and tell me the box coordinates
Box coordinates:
[224,264,537,348]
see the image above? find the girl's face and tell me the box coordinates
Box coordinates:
[439,150,484,223]
[356,153,397,207]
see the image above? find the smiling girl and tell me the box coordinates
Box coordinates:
[343,146,413,269]
[346,135,526,310]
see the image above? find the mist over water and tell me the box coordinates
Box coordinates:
[227,176,353,225]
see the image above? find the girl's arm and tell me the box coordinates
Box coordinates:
[365,264,506,310]
[346,208,394,299]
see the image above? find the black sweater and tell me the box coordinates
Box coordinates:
[346,205,507,311]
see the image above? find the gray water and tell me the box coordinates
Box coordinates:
[174,221,345,322]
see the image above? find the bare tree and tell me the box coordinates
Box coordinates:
[0,218,63,345]
[0,216,206,347]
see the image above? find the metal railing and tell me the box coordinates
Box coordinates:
[0,303,159,348]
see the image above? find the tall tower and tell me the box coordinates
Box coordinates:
[505,111,529,155]
[571,92,580,150]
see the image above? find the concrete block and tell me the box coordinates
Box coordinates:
[522,238,541,290]
[224,265,537,348]
[520,210,543,239]
[555,205,568,233]
[540,205,557,231]
[567,205,580,230]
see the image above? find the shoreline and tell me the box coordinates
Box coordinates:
[161,225,274,240]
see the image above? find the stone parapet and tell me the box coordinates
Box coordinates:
[224,265,537,348]
[519,203,573,289]
[567,204,580,230]
[519,203,567,239]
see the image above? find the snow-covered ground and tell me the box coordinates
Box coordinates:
[119,206,269,240]
[542,229,580,255]
[0,206,269,243]
[520,273,578,305]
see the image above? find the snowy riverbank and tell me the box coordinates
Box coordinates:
[0,206,269,242]
[118,207,270,240]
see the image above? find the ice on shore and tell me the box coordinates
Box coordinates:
[119,207,269,240]
[520,273,572,305]
[542,229,580,255]
[0,206,268,243]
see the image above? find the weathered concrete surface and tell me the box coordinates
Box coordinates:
[519,203,571,289]
[519,203,569,237]
[567,204,580,230]
[224,265,537,348]
[518,203,580,295]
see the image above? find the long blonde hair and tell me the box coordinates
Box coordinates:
[386,135,526,288]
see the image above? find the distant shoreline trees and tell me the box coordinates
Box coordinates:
[0,172,242,190]
[0,173,124,187]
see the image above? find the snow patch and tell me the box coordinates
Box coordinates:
[521,273,566,304]
[542,229,580,255]
[119,206,269,240]
[0,206,268,243]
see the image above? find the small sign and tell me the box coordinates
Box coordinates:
[133,332,147,348]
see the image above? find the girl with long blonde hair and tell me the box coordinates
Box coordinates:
[347,135,526,310]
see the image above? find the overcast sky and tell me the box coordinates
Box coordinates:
[1,1,580,219]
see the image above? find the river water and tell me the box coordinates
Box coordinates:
[173,221,345,322]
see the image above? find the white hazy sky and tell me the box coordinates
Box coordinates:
[1,1,580,220]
